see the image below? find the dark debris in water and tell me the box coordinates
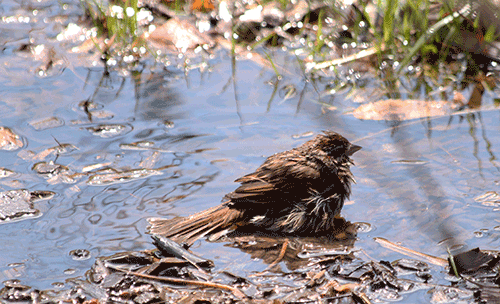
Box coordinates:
[393,258,430,274]
[0,280,35,302]
[69,249,92,261]
[2,237,500,303]
[0,279,86,303]
[152,235,214,268]
[75,235,370,302]
[449,248,500,291]
[32,161,83,184]
[0,189,54,222]
[451,248,495,274]
[85,124,132,138]
[78,243,500,303]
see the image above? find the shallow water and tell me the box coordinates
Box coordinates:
[1,0,500,301]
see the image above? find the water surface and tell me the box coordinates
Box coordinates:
[0,0,499,301]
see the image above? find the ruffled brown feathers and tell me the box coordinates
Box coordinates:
[148,131,361,245]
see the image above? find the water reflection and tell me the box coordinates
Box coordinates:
[223,219,357,271]
[132,70,185,122]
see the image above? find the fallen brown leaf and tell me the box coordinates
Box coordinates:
[352,99,458,121]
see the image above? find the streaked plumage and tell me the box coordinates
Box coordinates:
[148,131,360,245]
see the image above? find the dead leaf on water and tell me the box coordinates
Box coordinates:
[29,117,64,130]
[0,127,23,151]
[145,18,213,52]
[351,99,459,121]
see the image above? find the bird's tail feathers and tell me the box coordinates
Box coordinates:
[147,204,242,246]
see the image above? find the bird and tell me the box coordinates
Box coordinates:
[148,131,361,246]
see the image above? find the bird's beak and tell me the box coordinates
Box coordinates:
[347,144,362,156]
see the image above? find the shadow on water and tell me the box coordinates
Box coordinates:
[351,109,499,255]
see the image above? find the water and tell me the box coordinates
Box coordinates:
[1,0,500,301]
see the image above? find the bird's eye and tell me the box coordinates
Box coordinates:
[326,146,341,156]
[326,144,348,158]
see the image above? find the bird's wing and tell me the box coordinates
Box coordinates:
[226,151,324,203]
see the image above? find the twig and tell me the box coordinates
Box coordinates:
[108,264,246,299]
[250,238,290,276]
[374,237,448,266]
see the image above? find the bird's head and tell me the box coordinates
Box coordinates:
[315,131,361,161]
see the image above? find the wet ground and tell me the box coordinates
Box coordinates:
[1,0,500,302]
